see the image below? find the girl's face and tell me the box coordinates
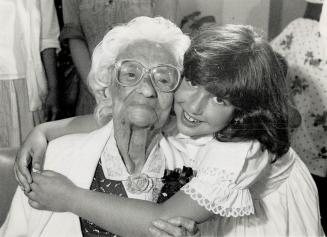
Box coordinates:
[174,78,235,137]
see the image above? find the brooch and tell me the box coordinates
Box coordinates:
[125,173,154,194]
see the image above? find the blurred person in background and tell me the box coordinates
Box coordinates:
[271,0,327,232]
[0,0,60,148]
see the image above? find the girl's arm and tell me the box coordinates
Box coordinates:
[70,190,208,237]
[14,115,98,192]
[38,114,99,141]
[29,171,212,237]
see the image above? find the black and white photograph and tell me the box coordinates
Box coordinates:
[0,0,326,236]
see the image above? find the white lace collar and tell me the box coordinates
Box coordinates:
[100,128,166,181]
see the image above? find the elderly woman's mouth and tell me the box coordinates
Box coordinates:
[127,105,158,128]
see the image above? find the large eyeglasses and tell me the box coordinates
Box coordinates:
[114,59,181,92]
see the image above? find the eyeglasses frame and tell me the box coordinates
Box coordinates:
[114,59,182,93]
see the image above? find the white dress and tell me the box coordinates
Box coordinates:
[164,134,325,236]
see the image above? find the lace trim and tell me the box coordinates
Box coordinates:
[184,157,195,168]
[182,185,254,217]
[197,167,235,180]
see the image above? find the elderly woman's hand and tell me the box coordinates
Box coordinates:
[149,217,200,237]
[14,126,48,193]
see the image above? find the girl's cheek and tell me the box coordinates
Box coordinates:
[174,91,184,103]
[174,84,189,102]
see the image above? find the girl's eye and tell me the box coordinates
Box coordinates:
[212,97,225,105]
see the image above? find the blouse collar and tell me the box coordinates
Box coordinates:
[167,133,214,153]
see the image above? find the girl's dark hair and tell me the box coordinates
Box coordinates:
[183,24,290,158]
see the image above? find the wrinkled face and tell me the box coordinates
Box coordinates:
[174,78,235,137]
[110,40,177,130]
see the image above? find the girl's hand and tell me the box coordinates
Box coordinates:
[26,171,78,212]
[149,217,200,237]
[14,127,48,193]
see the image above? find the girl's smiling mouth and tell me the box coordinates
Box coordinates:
[183,111,201,125]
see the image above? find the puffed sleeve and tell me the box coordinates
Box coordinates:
[181,140,270,217]
[61,0,85,41]
[39,0,60,51]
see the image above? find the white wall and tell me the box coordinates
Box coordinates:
[280,0,306,29]
[179,0,270,38]
[269,0,306,39]
[179,0,224,25]
[178,0,307,40]
[221,0,270,38]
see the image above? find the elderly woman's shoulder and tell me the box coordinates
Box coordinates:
[45,133,90,164]
[45,123,113,166]
[48,133,89,151]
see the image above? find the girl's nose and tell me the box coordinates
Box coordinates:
[187,90,205,114]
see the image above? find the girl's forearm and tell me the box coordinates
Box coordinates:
[69,187,210,237]
[70,188,161,237]
[37,115,99,141]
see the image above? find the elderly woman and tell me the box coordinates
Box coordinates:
[1,17,195,237]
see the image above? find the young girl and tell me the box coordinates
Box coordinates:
[19,24,324,236]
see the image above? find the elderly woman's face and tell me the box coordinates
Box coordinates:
[110,40,177,129]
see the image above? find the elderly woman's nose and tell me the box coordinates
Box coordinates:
[136,74,157,97]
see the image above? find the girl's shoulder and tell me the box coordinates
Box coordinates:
[195,140,269,176]
[199,139,263,163]
[205,139,256,153]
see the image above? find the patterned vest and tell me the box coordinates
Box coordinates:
[80,160,127,237]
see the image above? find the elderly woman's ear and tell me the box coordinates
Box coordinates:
[103,87,111,99]
[89,66,114,102]
[103,66,115,99]
[95,88,110,101]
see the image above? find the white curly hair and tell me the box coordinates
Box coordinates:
[88,16,191,125]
